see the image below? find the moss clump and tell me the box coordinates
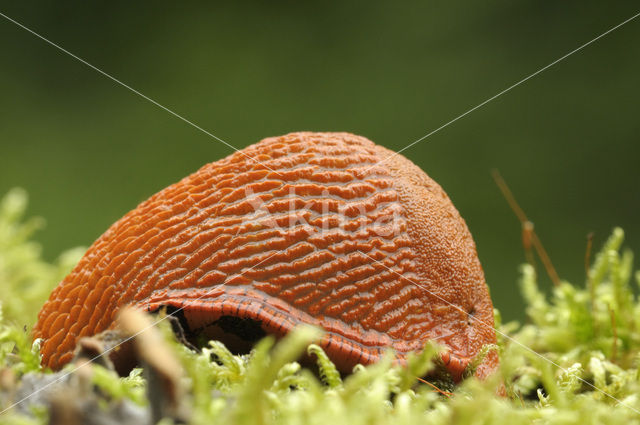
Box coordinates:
[0,188,84,328]
[1,188,640,424]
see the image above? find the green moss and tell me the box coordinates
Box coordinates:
[1,188,640,424]
[0,188,84,328]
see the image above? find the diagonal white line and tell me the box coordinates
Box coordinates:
[0,249,281,415]
[366,10,640,172]
[358,250,640,415]
[0,11,281,176]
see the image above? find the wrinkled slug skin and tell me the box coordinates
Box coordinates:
[34,132,498,380]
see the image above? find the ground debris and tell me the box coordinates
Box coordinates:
[117,307,188,424]
[0,308,192,424]
[7,367,148,425]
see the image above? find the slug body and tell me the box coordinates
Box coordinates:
[34,132,498,381]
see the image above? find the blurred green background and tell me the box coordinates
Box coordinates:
[0,2,638,321]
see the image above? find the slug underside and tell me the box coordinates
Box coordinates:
[34,132,498,381]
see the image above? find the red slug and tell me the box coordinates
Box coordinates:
[34,132,498,381]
